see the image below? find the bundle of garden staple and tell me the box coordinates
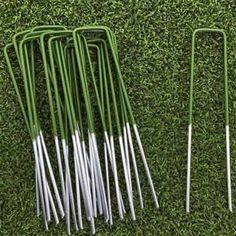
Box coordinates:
[4,25,159,234]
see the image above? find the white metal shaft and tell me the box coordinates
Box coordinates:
[32,139,48,230]
[126,123,143,208]
[89,136,97,217]
[35,165,40,216]
[119,135,135,220]
[62,140,71,234]
[55,136,66,205]
[82,140,91,181]
[106,133,124,218]
[40,132,64,217]
[90,134,102,215]
[47,181,59,224]
[74,151,83,229]
[65,172,70,235]
[72,134,93,219]
[75,131,93,214]
[91,133,109,220]
[36,135,50,221]
[104,142,112,225]
[133,124,159,209]
[186,124,192,213]
[226,125,233,212]
[66,145,79,231]
[123,125,133,198]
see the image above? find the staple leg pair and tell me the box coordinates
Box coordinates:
[186,28,232,212]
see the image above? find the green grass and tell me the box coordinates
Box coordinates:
[1,0,236,235]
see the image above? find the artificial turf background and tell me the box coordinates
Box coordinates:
[1,0,236,235]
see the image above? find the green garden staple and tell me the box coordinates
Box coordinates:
[4,43,48,224]
[186,28,232,213]
[86,40,119,225]
[74,26,159,209]
[8,26,70,226]
[88,39,131,217]
[65,45,84,229]
[54,36,95,232]
[73,32,112,222]
[5,29,60,229]
[4,45,53,230]
[73,28,135,219]
[84,37,127,221]
[86,41,121,224]
[41,31,79,234]
[18,32,64,224]
[20,30,68,220]
[90,37,143,209]
[45,31,93,234]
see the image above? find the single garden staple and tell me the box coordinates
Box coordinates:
[186,28,232,213]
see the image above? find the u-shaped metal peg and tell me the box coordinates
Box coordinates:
[186,28,232,213]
